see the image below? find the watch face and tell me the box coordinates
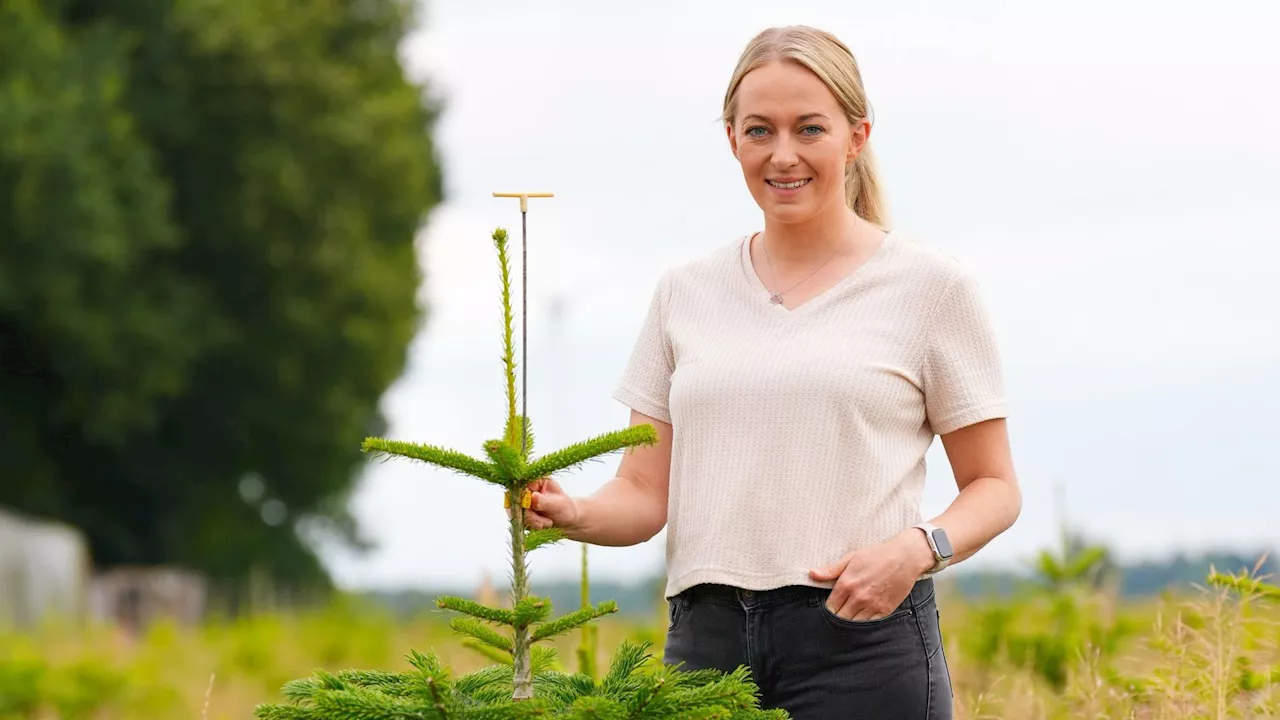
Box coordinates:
[932,529,954,559]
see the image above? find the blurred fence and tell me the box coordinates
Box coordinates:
[88,566,207,633]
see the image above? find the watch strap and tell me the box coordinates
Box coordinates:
[914,522,951,576]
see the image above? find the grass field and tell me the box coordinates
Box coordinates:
[1,562,1276,719]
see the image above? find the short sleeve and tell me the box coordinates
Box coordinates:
[921,269,1008,436]
[612,271,675,424]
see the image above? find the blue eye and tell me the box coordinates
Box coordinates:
[745,126,769,137]
[801,125,824,136]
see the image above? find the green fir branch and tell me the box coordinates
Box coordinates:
[474,645,559,678]
[493,228,518,434]
[532,672,597,704]
[621,673,670,717]
[599,642,652,694]
[641,707,720,720]
[252,704,317,720]
[522,426,658,482]
[334,670,417,698]
[455,665,515,694]
[531,646,562,676]
[407,649,452,685]
[362,438,501,486]
[280,677,323,702]
[454,698,556,719]
[563,696,628,719]
[310,686,427,719]
[661,665,763,710]
[532,601,619,642]
[466,684,522,707]
[419,675,453,717]
[452,648,561,694]
[464,640,516,667]
[313,670,346,692]
[613,663,774,719]
[435,596,516,626]
[525,528,567,553]
[451,618,515,653]
[401,650,459,718]
[676,707,757,720]
[505,414,535,461]
[662,664,783,718]
[484,439,527,487]
[513,596,553,627]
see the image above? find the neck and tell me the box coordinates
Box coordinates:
[762,204,867,267]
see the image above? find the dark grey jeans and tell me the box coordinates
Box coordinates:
[663,578,953,719]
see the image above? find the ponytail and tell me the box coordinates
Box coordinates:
[846,143,888,229]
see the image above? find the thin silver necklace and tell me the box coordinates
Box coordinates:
[760,226,852,305]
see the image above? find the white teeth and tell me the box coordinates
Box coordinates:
[768,179,810,189]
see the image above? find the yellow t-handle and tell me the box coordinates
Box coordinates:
[503,489,533,509]
[493,192,554,212]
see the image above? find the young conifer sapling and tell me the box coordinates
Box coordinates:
[253,214,788,719]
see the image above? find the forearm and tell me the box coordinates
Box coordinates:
[927,475,1021,565]
[565,475,666,547]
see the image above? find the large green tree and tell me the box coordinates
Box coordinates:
[0,0,443,585]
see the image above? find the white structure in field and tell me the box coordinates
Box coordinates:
[0,506,91,628]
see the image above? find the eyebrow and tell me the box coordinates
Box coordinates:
[742,113,830,124]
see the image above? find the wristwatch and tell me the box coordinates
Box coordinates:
[914,522,954,576]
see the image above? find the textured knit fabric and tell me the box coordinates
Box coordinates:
[612,230,1008,599]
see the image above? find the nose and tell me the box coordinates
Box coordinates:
[770,134,799,170]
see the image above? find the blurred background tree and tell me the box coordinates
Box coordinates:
[0,0,443,589]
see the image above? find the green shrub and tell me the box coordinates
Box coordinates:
[0,657,45,718]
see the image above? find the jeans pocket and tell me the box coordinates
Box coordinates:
[817,593,914,630]
[667,596,690,632]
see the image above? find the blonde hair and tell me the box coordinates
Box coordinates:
[722,26,889,229]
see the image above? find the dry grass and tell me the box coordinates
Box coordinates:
[0,570,1276,719]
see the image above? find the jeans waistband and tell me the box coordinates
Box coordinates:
[680,577,935,610]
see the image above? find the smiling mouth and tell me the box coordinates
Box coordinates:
[767,178,812,189]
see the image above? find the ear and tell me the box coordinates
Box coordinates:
[726,122,739,159]
[847,117,871,163]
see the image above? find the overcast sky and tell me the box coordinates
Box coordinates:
[318,0,1280,592]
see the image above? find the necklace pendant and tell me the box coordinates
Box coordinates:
[769,293,785,305]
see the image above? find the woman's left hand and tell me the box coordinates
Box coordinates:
[807,529,937,621]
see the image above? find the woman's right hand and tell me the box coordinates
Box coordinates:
[522,477,581,532]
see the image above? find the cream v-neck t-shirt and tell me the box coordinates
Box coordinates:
[612,230,1009,599]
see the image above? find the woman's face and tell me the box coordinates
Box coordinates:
[727,60,868,225]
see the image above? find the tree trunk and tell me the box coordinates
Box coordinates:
[510,495,533,700]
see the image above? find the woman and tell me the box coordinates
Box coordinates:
[523,25,1020,719]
